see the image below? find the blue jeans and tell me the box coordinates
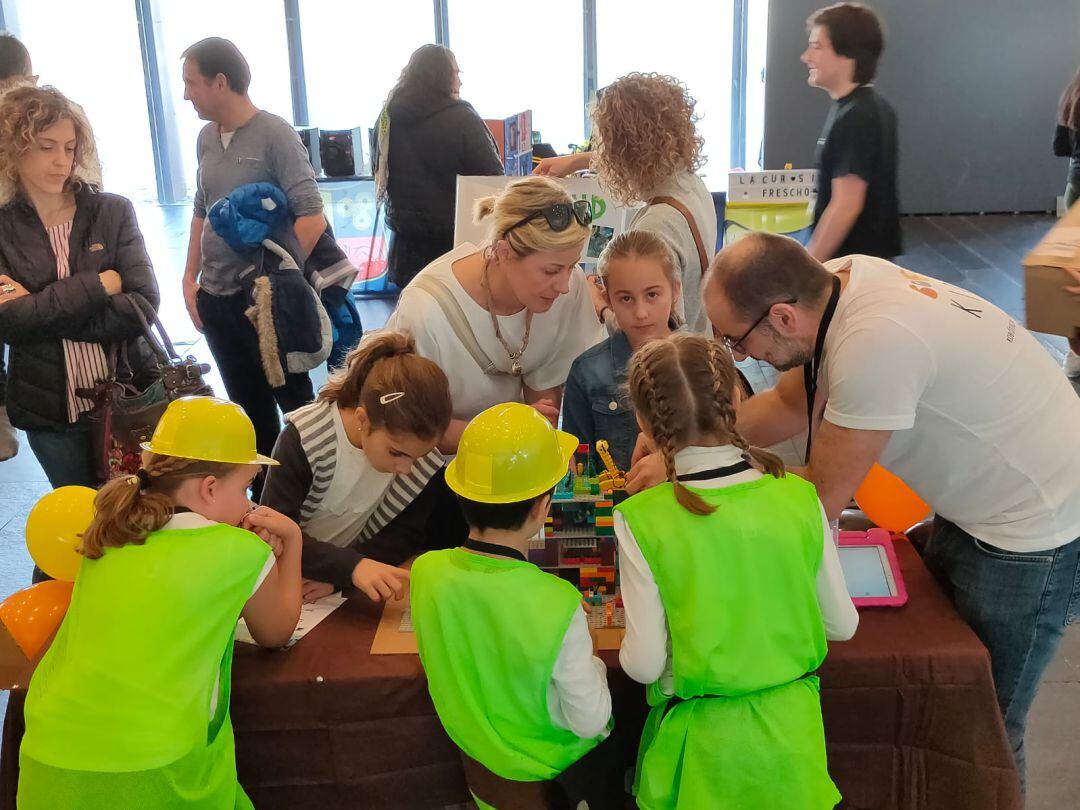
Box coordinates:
[923,516,1080,790]
[25,418,98,489]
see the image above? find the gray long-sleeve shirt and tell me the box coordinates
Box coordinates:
[194,110,324,296]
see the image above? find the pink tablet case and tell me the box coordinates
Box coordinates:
[838,528,909,607]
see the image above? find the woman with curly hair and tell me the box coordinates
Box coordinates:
[536,72,716,332]
[0,85,158,491]
[0,34,105,463]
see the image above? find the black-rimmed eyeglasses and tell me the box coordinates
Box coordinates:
[721,298,797,354]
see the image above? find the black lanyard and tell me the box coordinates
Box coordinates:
[802,275,842,464]
[463,538,527,562]
[676,460,753,482]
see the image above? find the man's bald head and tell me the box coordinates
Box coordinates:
[705,231,833,321]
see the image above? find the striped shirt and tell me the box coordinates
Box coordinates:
[48,221,109,423]
[287,400,444,546]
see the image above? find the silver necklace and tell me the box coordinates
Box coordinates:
[482,257,532,376]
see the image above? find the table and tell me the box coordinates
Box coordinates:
[1,538,1021,810]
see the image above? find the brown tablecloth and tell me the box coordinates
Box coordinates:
[1,537,1021,810]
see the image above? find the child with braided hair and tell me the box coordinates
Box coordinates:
[18,397,302,810]
[614,333,858,810]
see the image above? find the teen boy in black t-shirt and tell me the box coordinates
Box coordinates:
[802,3,901,261]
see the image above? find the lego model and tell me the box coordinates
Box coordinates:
[527,443,625,629]
[595,440,627,493]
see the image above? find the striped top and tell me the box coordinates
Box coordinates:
[49,221,109,423]
[286,400,444,547]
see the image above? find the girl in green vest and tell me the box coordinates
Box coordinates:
[616,334,858,810]
[18,397,303,809]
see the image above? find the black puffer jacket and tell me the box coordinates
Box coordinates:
[0,187,160,431]
[380,92,503,243]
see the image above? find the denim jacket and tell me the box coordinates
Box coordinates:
[562,330,639,472]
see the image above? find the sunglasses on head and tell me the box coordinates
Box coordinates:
[508,200,593,234]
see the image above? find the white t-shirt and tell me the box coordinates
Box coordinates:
[302,406,395,548]
[385,242,605,422]
[820,255,1080,552]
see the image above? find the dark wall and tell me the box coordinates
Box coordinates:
[764,0,1080,214]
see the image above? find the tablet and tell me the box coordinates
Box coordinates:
[837,529,908,607]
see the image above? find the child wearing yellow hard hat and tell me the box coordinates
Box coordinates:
[17,396,302,810]
[410,402,619,809]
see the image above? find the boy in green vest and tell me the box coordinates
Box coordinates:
[411,403,615,809]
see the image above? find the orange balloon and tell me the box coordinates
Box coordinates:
[854,463,931,533]
[0,580,74,659]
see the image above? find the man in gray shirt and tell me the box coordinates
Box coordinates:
[180,37,326,469]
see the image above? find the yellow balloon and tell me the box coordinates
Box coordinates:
[25,486,96,581]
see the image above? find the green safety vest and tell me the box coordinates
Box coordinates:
[616,473,840,810]
[411,548,606,782]
[19,520,271,809]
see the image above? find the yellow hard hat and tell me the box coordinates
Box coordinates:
[445,403,578,503]
[141,397,278,466]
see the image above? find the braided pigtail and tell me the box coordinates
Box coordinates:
[629,339,715,515]
[705,339,785,478]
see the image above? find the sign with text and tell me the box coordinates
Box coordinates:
[728,169,818,203]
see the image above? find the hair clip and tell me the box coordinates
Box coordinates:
[379,392,406,405]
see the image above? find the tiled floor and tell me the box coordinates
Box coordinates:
[0,207,1076,807]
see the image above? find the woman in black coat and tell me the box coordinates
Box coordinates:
[373,44,504,288]
[0,86,160,488]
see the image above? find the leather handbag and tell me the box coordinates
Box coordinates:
[79,293,213,481]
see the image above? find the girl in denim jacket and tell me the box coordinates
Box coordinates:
[562,231,681,472]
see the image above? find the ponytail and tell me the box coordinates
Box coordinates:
[79,455,244,559]
[319,330,452,441]
[79,475,173,559]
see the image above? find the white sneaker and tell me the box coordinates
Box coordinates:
[0,405,17,461]
[1064,351,1080,379]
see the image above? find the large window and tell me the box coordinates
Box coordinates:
[596,0,734,189]
[745,0,770,171]
[4,3,763,204]
[155,1,295,198]
[448,1,585,153]
[301,0,435,142]
[8,1,157,201]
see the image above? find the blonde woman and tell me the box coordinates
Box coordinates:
[0,86,158,490]
[385,175,604,453]
[536,72,716,332]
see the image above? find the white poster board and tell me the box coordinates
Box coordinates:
[454,176,643,268]
[728,169,818,203]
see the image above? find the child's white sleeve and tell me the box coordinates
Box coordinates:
[816,502,860,641]
[615,512,669,684]
[548,610,612,739]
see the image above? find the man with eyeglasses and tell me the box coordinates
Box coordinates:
[698,230,1080,790]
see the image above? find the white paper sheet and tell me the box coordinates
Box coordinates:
[236,592,347,649]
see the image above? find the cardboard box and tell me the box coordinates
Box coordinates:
[1023,201,1080,337]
